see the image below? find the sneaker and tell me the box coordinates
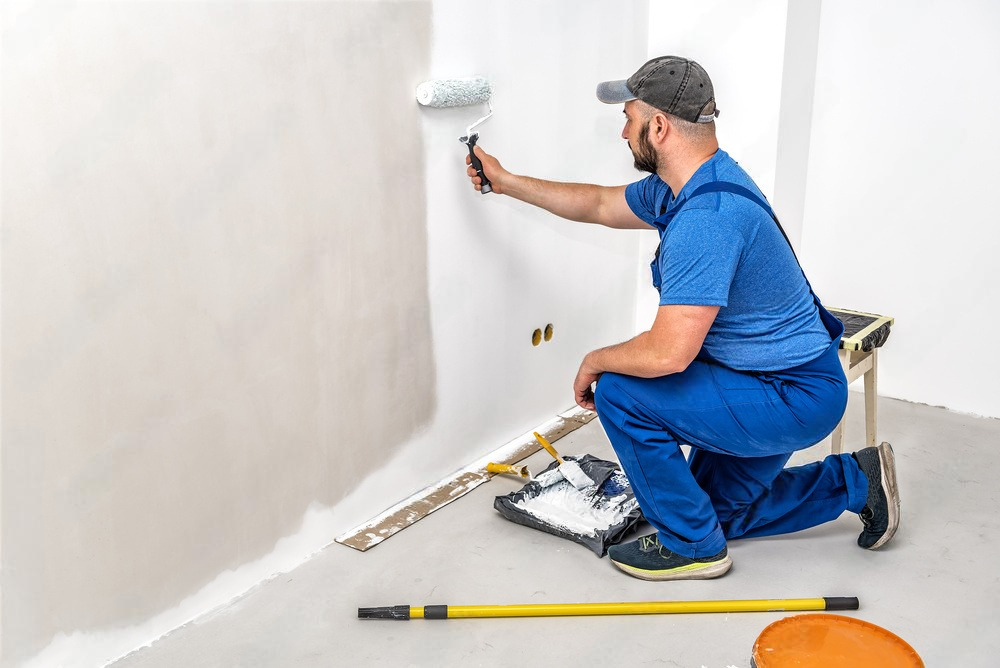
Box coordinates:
[607,534,732,581]
[852,441,900,550]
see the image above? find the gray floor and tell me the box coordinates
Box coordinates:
[114,395,1000,667]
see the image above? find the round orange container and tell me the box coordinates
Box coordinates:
[751,614,923,667]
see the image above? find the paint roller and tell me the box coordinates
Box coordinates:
[415,76,494,193]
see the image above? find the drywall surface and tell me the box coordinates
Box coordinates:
[1,1,434,664]
[3,0,651,664]
[331,0,650,560]
[637,0,789,329]
[800,0,1000,418]
[773,0,823,252]
[410,0,648,476]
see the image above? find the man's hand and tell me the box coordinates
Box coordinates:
[466,145,508,194]
[570,304,720,411]
[574,354,602,411]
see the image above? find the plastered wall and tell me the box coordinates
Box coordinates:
[2,2,434,664]
[800,0,1000,419]
[638,0,790,328]
[410,0,648,472]
[6,0,993,664]
[2,0,648,664]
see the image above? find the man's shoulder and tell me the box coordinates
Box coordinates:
[670,180,771,245]
[681,155,768,218]
[624,173,670,222]
[630,173,669,198]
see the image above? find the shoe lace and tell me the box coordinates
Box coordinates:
[639,535,660,551]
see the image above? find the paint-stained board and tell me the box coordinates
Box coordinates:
[335,408,597,551]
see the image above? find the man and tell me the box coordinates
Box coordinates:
[466,56,900,581]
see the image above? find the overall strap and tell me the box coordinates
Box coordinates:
[653,180,844,341]
[683,181,798,261]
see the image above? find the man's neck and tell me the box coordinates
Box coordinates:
[659,143,720,197]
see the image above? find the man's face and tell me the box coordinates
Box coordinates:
[622,101,658,174]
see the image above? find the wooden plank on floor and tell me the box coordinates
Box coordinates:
[334,408,597,551]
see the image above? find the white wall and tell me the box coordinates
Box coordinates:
[800,0,1000,419]
[638,0,789,330]
[646,0,1000,420]
[773,0,822,251]
[12,1,995,664]
[399,0,649,481]
[3,2,437,664]
[1,1,649,664]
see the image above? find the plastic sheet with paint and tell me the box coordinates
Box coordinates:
[493,455,644,556]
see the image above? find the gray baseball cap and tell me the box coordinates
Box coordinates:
[596,56,719,123]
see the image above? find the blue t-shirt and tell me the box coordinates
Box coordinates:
[625,149,832,371]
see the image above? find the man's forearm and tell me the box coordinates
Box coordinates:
[583,331,686,379]
[468,146,647,229]
[572,304,716,410]
[499,173,614,225]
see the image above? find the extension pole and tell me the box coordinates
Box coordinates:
[358,596,859,620]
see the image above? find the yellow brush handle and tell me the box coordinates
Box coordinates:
[533,431,564,463]
[486,462,530,479]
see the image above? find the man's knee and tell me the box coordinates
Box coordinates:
[593,371,628,415]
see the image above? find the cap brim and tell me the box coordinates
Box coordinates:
[596,79,636,104]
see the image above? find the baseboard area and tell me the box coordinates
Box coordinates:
[334,406,597,551]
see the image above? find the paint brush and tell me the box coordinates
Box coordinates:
[533,432,594,490]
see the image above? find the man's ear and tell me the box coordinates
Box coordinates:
[649,112,671,143]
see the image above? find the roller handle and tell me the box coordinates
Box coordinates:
[465,133,492,194]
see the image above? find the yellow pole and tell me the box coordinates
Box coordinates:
[440,598,829,618]
[359,597,859,620]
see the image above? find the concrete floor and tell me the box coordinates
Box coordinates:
[114,394,1000,667]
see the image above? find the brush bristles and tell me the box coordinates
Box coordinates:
[416,77,493,108]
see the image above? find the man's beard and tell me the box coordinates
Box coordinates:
[630,121,659,174]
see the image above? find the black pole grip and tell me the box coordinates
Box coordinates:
[358,605,411,620]
[424,605,449,620]
[465,134,492,194]
[823,597,860,611]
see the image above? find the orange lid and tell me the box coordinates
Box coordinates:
[752,614,923,667]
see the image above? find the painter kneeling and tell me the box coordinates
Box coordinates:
[465,56,900,580]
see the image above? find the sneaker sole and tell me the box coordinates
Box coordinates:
[868,441,900,550]
[610,554,733,581]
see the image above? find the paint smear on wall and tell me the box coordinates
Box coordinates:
[1,1,434,663]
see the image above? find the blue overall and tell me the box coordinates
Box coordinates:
[594,182,869,558]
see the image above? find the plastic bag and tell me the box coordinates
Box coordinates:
[493,454,644,557]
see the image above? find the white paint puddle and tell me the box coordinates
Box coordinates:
[513,471,638,538]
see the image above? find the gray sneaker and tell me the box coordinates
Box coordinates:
[852,442,900,549]
[607,534,732,581]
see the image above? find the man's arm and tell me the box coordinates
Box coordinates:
[573,304,720,410]
[467,145,653,230]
